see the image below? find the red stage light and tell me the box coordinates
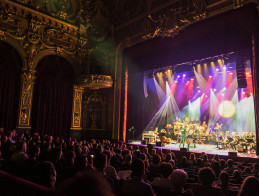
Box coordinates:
[246,72,250,75]
[229,72,233,75]
[242,92,245,95]
[209,75,212,78]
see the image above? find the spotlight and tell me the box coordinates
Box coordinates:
[177,75,180,78]
[223,66,227,70]
[221,94,224,96]
[205,95,208,98]
[191,78,194,81]
[216,68,219,71]
[229,72,233,75]
[223,87,226,90]
[198,90,201,93]
[209,75,212,78]
[214,89,216,92]
[218,59,221,62]
[242,92,245,95]
[183,74,186,77]
[246,72,250,75]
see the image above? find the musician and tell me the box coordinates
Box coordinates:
[214,123,222,134]
[179,124,187,148]
[202,121,207,129]
[195,117,200,124]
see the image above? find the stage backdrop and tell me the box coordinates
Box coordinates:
[31,55,74,137]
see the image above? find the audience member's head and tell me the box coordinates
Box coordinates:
[219,171,229,186]
[160,163,173,178]
[94,153,107,172]
[238,176,259,196]
[131,159,145,178]
[198,167,215,186]
[227,159,234,167]
[58,171,114,196]
[33,161,56,189]
[170,169,188,190]
[190,153,196,161]
[152,154,161,165]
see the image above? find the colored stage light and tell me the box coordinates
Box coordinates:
[214,89,216,92]
[191,78,194,81]
[177,75,180,78]
[218,100,235,118]
[183,74,186,77]
[242,92,245,95]
[246,72,250,75]
[216,68,219,71]
[223,66,227,70]
[198,90,201,93]
[229,72,233,75]
[209,75,212,78]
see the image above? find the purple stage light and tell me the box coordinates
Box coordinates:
[223,66,227,70]
[177,75,180,78]
[214,89,216,92]
[183,74,186,77]
[216,68,219,71]
[198,90,201,93]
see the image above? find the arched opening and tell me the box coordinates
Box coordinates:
[0,41,22,131]
[31,55,74,137]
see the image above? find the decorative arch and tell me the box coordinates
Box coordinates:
[0,41,23,131]
[31,55,75,137]
[0,36,27,67]
[32,48,76,74]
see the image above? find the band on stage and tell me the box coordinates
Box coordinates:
[143,117,256,152]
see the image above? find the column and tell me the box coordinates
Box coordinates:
[17,69,36,129]
[71,85,84,130]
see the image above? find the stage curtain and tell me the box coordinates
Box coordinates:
[31,56,74,137]
[0,41,22,131]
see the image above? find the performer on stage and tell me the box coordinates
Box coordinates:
[179,124,187,148]
[214,123,222,134]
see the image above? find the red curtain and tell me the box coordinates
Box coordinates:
[0,41,22,132]
[31,56,74,137]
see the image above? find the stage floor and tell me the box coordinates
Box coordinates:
[130,141,259,159]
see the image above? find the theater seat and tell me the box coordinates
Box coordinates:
[0,170,58,196]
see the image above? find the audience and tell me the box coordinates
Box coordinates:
[238,176,259,196]
[0,130,258,196]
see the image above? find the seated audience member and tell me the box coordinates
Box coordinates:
[58,170,115,196]
[33,161,57,189]
[192,167,224,196]
[251,163,259,176]
[120,154,132,170]
[151,162,173,189]
[170,169,193,196]
[121,159,155,196]
[220,159,226,170]
[201,154,210,167]
[11,141,28,163]
[223,159,238,174]
[238,176,259,196]
[165,153,175,167]
[149,154,161,179]
[231,170,243,184]
[188,153,197,165]
[211,161,221,178]
[179,156,190,168]
[243,167,251,175]
[215,171,239,195]
[211,154,220,162]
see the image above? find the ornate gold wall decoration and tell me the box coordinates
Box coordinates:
[81,74,113,90]
[71,85,84,129]
[18,69,36,128]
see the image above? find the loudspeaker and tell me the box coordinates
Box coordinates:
[236,51,247,88]
[155,141,164,147]
[228,152,237,157]
[141,140,148,145]
[180,147,188,151]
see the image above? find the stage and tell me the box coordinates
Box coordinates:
[129,141,259,162]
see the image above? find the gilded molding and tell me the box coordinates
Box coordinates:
[71,85,84,130]
[18,69,36,128]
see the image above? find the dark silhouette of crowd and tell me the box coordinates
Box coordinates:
[0,129,259,196]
